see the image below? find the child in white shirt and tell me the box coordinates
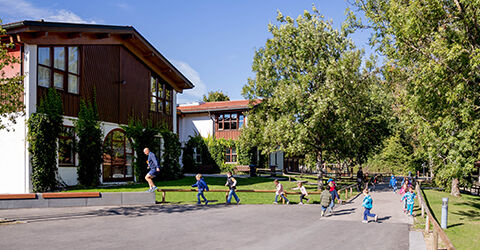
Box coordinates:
[292,182,309,204]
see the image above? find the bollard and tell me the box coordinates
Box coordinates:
[441,197,448,229]
[421,204,424,217]
[162,191,166,203]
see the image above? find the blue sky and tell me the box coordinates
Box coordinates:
[0,0,373,104]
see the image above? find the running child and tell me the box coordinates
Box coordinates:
[191,174,209,205]
[389,175,398,193]
[292,181,309,204]
[401,186,416,216]
[225,171,240,205]
[362,189,378,223]
[273,179,289,204]
[328,179,341,214]
[320,185,332,217]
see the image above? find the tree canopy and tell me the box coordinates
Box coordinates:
[0,21,24,131]
[242,8,391,188]
[355,0,480,196]
[202,90,230,102]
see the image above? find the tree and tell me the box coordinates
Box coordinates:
[0,21,24,131]
[355,0,480,196]
[242,8,390,189]
[75,96,103,187]
[202,90,230,102]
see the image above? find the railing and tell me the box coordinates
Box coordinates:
[415,181,455,250]
[157,183,357,204]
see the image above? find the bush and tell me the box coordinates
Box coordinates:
[75,98,102,187]
[27,88,63,192]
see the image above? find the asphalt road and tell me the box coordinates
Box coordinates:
[0,185,412,250]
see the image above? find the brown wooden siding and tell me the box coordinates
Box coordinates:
[36,45,173,129]
[215,130,241,140]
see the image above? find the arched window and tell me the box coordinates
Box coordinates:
[102,129,134,182]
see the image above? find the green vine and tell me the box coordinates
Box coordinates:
[27,88,63,192]
[75,96,102,187]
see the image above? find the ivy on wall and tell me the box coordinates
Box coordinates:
[75,96,103,187]
[27,88,63,192]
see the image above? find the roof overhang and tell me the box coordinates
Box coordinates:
[1,20,194,92]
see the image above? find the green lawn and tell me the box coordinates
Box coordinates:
[66,176,358,205]
[421,189,480,250]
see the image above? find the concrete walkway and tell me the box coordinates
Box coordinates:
[0,184,425,250]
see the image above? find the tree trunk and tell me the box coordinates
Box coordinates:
[316,152,324,190]
[450,178,461,197]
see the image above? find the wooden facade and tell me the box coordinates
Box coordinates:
[35,45,173,128]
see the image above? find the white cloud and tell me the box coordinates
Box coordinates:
[115,3,130,10]
[171,59,208,104]
[0,0,96,24]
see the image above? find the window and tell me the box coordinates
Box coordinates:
[193,147,202,164]
[150,74,173,115]
[58,126,75,166]
[216,112,244,131]
[37,46,80,94]
[225,147,237,163]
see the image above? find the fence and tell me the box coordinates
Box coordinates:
[157,183,357,204]
[415,181,455,250]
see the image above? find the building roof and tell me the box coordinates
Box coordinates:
[177,99,260,114]
[1,20,194,92]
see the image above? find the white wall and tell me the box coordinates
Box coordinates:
[0,119,28,194]
[269,151,284,170]
[178,113,213,144]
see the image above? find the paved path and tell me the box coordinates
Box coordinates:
[0,184,420,250]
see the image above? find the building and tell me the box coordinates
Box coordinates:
[177,99,290,171]
[0,20,194,193]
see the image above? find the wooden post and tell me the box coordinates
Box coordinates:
[425,215,430,234]
[421,204,425,217]
[226,192,229,203]
[433,228,438,250]
[345,189,348,200]
[282,196,285,204]
[350,187,352,195]
[162,191,166,203]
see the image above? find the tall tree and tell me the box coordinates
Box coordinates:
[242,8,389,189]
[203,90,230,102]
[0,20,24,131]
[355,0,480,196]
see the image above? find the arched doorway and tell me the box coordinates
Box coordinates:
[102,129,134,182]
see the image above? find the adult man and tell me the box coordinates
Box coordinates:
[356,167,364,191]
[144,147,160,192]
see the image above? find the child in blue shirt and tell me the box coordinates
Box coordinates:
[192,174,209,205]
[362,189,378,223]
[389,175,397,193]
[401,186,416,216]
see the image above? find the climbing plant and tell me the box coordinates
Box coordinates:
[75,97,102,187]
[27,88,63,192]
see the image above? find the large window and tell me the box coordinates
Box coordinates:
[216,113,245,131]
[150,75,173,115]
[38,46,80,94]
[58,126,75,166]
[225,147,237,163]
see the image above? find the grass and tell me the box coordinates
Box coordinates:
[66,175,358,205]
[420,189,480,250]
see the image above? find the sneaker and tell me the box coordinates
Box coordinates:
[196,202,201,205]
[299,202,303,205]
[362,220,368,223]
[237,200,241,205]
[321,211,325,217]
[205,201,209,205]
[375,215,378,222]
[273,202,278,204]
[307,199,310,203]
[145,187,152,192]
[150,186,158,192]
[286,201,290,205]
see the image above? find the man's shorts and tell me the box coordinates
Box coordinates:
[147,168,157,177]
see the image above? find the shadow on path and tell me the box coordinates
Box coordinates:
[2,204,230,224]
